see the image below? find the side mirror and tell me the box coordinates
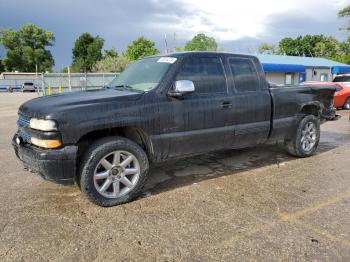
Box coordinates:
[168,80,195,97]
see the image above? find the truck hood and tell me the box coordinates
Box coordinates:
[19,89,144,119]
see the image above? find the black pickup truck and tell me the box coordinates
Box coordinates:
[13,52,338,206]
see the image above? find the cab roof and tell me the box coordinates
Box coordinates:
[148,51,258,60]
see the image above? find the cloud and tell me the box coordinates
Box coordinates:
[174,0,348,40]
[0,0,348,70]
[258,1,348,43]
[0,0,192,69]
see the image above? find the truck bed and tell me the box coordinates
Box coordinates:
[268,84,338,141]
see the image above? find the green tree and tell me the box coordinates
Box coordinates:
[184,33,218,51]
[103,48,118,58]
[0,59,4,73]
[278,35,334,57]
[258,43,280,54]
[60,66,68,73]
[336,5,350,63]
[93,55,129,73]
[300,35,327,56]
[0,24,55,72]
[125,37,159,61]
[72,33,104,72]
[338,5,350,30]
[339,5,350,17]
[313,36,341,58]
[275,34,350,64]
[331,37,350,64]
[279,37,300,56]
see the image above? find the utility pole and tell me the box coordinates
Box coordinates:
[164,33,169,54]
[85,71,87,91]
[173,32,177,52]
[103,72,105,88]
[35,64,39,94]
[68,66,72,92]
[41,73,45,95]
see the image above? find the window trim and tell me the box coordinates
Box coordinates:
[174,55,228,95]
[227,57,261,93]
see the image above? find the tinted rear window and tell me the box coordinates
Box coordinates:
[333,76,350,82]
[176,56,226,94]
[228,58,260,92]
[24,82,33,85]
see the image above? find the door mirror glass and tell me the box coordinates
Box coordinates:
[168,80,195,97]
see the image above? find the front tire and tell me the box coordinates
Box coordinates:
[79,137,149,207]
[343,97,350,110]
[284,115,320,157]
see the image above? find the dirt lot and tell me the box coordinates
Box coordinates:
[0,93,350,261]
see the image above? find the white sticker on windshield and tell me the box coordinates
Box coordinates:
[157,57,177,64]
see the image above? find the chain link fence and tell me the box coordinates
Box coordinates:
[0,73,119,94]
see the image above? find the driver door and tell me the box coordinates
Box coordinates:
[157,54,232,158]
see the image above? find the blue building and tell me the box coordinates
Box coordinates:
[256,54,350,85]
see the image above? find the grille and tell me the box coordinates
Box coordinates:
[17,115,31,143]
[18,114,30,127]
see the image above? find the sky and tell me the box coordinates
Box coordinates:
[0,0,349,71]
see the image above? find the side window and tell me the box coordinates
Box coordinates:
[176,57,226,94]
[285,73,294,85]
[320,73,328,82]
[228,58,260,92]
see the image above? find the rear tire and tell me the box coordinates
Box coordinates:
[284,115,320,158]
[79,136,149,207]
[343,97,350,110]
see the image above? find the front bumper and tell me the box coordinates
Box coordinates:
[12,135,77,185]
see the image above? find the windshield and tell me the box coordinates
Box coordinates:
[107,57,176,92]
[333,75,350,82]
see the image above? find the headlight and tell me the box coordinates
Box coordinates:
[29,118,57,131]
[31,137,62,149]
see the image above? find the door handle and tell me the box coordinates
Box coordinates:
[221,101,232,109]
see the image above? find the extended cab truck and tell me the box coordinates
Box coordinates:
[12,52,338,207]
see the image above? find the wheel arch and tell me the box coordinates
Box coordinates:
[75,126,154,179]
[299,102,321,117]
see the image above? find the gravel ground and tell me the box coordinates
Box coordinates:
[0,93,349,261]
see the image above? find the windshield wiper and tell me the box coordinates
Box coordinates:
[113,85,144,93]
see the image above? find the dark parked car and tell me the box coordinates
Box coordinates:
[13,52,338,206]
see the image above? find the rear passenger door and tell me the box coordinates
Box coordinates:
[159,55,231,158]
[225,57,272,148]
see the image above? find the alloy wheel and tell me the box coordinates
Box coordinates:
[93,150,140,198]
[301,122,317,152]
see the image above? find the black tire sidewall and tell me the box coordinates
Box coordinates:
[295,115,320,157]
[80,137,149,207]
[344,97,350,110]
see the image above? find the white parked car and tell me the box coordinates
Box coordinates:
[333,74,350,87]
[21,82,36,92]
